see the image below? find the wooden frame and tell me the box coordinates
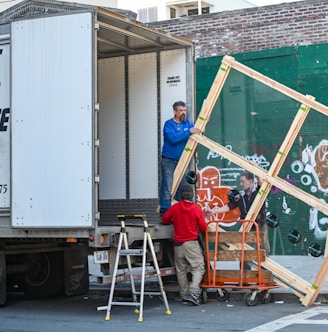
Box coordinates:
[172,55,328,306]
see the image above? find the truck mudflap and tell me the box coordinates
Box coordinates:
[64,245,89,296]
[2,245,89,303]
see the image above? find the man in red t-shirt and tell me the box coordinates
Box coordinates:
[162,185,207,305]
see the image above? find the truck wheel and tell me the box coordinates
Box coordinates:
[0,250,6,306]
[22,252,64,299]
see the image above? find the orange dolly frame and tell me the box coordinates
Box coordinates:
[200,219,279,306]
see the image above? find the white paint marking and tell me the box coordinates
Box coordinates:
[245,306,328,331]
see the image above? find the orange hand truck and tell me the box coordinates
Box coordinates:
[200,219,279,306]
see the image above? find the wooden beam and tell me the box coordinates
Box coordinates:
[303,255,328,306]
[205,231,264,243]
[244,98,314,231]
[268,98,314,176]
[223,55,328,116]
[171,59,232,197]
[191,134,328,216]
[207,249,266,262]
[244,181,271,232]
[263,256,316,304]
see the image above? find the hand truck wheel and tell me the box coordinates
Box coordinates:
[201,288,208,303]
[259,290,272,304]
[244,291,258,306]
[217,289,229,302]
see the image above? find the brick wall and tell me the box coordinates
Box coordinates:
[150,0,328,58]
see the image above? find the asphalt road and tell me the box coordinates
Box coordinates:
[1,291,328,332]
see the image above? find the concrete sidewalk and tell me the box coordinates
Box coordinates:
[88,255,328,303]
[266,255,328,303]
[270,255,328,291]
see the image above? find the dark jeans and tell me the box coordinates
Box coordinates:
[159,157,188,216]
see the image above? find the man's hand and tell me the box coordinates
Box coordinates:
[190,127,200,134]
[204,209,212,219]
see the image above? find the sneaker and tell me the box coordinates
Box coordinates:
[186,293,200,306]
[180,297,189,305]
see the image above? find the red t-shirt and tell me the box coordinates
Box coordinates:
[162,200,207,243]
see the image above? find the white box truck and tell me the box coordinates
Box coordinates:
[0,0,195,304]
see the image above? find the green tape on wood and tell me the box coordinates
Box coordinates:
[199,116,206,121]
[312,284,319,290]
[300,106,308,112]
[258,189,267,195]
[278,151,285,156]
[220,67,227,72]
[185,147,192,152]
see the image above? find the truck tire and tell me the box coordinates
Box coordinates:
[0,250,6,306]
[22,252,64,299]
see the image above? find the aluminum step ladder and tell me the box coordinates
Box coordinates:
[99,214,172,322]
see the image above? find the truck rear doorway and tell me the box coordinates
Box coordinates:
[96,8,194,226]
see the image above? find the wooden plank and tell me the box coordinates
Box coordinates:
[244,100,313,231]
[204,231,264,244]
[191,134,328,216]
[171,60,232,197]
[302,255,328,306]
[223,55,328,116]
[263,256,316,304]
[244,181,272,232]
[207,249,266,262]
[267,99,313,176]
[203,269,274,285]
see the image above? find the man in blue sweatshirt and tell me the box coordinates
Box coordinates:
[159,101,200,217]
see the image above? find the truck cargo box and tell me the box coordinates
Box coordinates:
[0,0,195,304]
[0,0,194,233]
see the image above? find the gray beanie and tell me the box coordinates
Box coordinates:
[181,185,194,201]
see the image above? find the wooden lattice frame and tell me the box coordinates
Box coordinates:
[172,55,328,306]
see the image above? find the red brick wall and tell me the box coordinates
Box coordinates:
[150,0,328,58]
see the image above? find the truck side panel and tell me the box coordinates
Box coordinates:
[11,13,94,228]
[98,57,126,200]
[0,43,10,209]
[128,53,157,199]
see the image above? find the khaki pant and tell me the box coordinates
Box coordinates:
[174,240,205,298]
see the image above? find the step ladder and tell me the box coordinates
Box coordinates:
[99,214,172,322]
